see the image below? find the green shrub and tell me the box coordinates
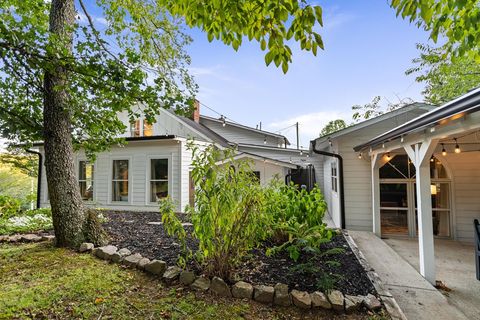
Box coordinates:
[0,195,22,220]
[162,144,270,279]
[265,181,333,261]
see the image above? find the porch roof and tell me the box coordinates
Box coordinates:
[354,87,480,152]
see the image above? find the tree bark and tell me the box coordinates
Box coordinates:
[43,0,86,248]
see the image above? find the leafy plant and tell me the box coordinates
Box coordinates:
[265,181,333,261]
[162,144,270,279]
[0,195,22,220]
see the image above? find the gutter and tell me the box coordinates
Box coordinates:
[311,140,346,229]
[25,149,42,209]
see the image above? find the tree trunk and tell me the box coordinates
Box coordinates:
[43,0,85,248]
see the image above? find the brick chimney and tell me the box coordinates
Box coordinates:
[192,99,200,123]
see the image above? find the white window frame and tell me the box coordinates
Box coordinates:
[331,161,338,193]
[109,157,132,204]
[77,158,95,202]
[145,155,172,205]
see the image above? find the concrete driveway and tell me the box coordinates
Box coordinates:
[385,238,480,320]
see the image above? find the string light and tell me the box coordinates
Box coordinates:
[441,143,447,156]
[386,153,391,161]
[430,156,434,162]
[221,115,226,127]
[454,138,461,153]
[382,142,385,149]
[358,153,362,159]
[300,150,303,156]
[328,138,332,146]
[263,136,267,144]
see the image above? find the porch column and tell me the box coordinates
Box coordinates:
[371,153,382,236]
[404,139,438,285]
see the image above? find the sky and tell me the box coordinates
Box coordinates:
[1,1,432,151]
[184,1,432,148]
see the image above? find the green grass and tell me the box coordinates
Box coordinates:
[0,242,386,320]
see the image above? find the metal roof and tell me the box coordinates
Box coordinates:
[353,87,480,152]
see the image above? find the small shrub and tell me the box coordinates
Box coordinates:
[265,181,333,261]
[0,195,22,220]
[162,144,270,279]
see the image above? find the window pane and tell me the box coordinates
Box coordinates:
[150,181,168,202]
[430,158,448,179]
[380,155,414,179]
[113,160,129,180]
[381,209,409,235]
[380,183,408,208]
[432,183,449,209]
[79,161,86,180]
[113,181,129,201]
[130,120,140,137]
[151,159,168,180]
[80,181,94,201]
[143,121,153,136]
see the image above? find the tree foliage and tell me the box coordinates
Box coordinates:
[390,0,480,60]
[352,96,414,123]
[320,119,347,137]
[406,43,480,105]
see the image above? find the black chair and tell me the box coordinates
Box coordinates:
[475,219,480,281]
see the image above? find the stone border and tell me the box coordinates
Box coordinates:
[343,230,407,320]
[0,233,55,243]
[81,242,385,314]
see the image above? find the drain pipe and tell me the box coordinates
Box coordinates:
[26,149,42,209]
[311,140,346,229]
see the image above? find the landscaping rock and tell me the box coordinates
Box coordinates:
[118,248,131,257]
[9,235,21,243]
[144,260,167,275]
[179,271,196,286]
[41,235,55,242]
[0,235,8,242]
[274,283,291,306]
[191,276,210,291]
[111,248,133,263]
[210,277,231,297]
[162,266,181,285]
[253,285,274,304]
[291,290,311,309]
[137,257,150,270]
[122,253,143,267]
[328,290,345,312]
[363,293,382,311]
[345,295,363,314]
[21,234,42,242]
[79,242,94,253]
[94,245,118,260]
[232,281,253,299]
[310,291,331,309]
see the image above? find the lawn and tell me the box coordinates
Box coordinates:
[0,242,386,320]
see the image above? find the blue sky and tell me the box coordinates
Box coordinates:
[185,1,432,147]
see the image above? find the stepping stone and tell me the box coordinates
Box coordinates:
[291,290,311,309]
[328,290,345,312]
[147,221,163,225]
[232,281,253,299]
[254,285,274,304]
[163,266,181,285]
[274,283,291,306]
[210,277,231,297]
[144,260,167,275]
[79,242,94,253]
[363,293,382,311]
[310,291,331,309]
[191,276,210,291]
[179,271,196,285]
[345,295,363,314]
[122,253,143,267]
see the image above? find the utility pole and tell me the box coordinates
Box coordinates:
[259,121,262,131]
[296,122,299,150]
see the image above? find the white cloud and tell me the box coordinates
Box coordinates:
[265,110,351,148]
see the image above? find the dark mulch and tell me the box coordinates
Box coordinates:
[102,210,375,296]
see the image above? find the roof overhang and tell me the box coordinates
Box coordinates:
[215,152,298,169]
[30,135,177,147]
[354,88,480,152]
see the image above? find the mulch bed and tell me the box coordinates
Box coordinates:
[102,210,376,296]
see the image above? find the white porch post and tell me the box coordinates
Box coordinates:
[404,139,438,285]
[371,153,382,236]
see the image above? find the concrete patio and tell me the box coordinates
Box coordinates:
[385,238,480,320]
[349,231,476,320]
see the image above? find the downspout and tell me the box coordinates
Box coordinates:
[311,140,346,229]
[26,149,42,209]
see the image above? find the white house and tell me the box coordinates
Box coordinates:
[34,101,315,212]
[312,88,480,284]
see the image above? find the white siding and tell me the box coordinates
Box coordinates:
[201,117,285,147]
[40,140,185,212]
[438,151,480,242]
